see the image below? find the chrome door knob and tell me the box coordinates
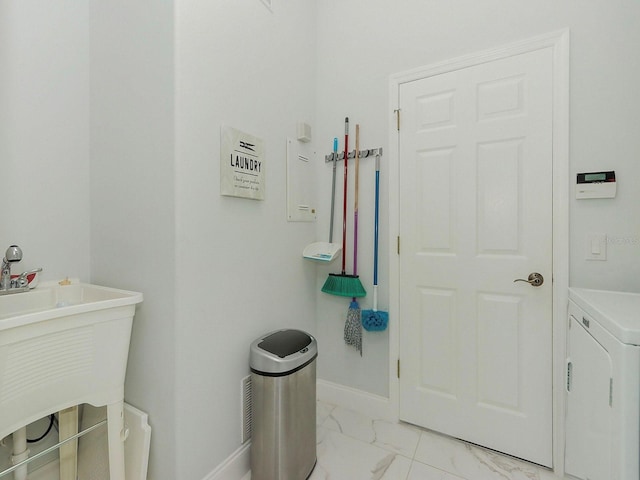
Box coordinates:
[514,272,544,287]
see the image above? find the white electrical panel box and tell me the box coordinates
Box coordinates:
[576,171,616,199]
[286,138,316,222]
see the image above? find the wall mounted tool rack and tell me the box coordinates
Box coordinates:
[324,147,383,163]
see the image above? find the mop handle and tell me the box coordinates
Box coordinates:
[372,154,380,311]
[353,124,360,276]
[373,154,380,287]
[329,137,338,243]
[341,118,349,274]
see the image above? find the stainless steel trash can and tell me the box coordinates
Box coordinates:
[250,329,317,480]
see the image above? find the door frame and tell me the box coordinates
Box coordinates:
[388,29,570,474]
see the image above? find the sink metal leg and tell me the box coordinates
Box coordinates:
[107,401,126,480]
[10,427,28,480]
[59,406,79,480]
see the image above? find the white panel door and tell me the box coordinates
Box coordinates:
[398,47,553,466]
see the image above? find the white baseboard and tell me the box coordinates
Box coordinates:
[317,379,396,422]
[202,442,250,480]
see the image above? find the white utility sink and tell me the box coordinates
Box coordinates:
[0,281,143,479]
[0,282,142,325]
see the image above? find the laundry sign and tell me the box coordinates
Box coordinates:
[220,126,265,200]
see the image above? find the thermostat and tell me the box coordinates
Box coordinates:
[576,171,616,199]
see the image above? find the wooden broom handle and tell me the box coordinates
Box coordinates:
[355,124,360,211]
[353,124,360,276]
[342,118,349,274]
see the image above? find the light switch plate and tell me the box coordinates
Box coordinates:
[585,233,607,261]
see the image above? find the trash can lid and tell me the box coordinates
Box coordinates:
[250,329,317,376]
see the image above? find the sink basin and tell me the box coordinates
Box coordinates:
[0,282,143,326]
[0,282,143,443]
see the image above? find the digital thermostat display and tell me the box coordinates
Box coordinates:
[576,170,616,199]
[577,171,615,184]
[584,173,606,182]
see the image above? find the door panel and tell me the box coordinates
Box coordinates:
[418,288,457,398]
[477,293,521,410]
[399,47,553,466]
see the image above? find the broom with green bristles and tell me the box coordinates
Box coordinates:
[322,117,367,299]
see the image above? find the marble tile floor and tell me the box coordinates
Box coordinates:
[246,400,565,480]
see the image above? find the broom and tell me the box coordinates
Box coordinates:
[344,124,363,355]
[362,152,389,331]
[322,117,366,298]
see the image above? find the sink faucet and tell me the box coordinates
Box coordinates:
[1,245,22,290]
[0,245,42,294]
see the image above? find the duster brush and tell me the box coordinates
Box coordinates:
[362,153,389,331]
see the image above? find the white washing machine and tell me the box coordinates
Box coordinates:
[565,288,640,480]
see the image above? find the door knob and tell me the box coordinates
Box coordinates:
[513,272,544,287]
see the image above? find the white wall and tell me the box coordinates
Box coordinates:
[89,1,177,478]
[174,1,318,478]
[6,1,318,478]
[0,1,90,281]
[313,0,640,396]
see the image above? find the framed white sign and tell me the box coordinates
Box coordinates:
[220,126,265,200]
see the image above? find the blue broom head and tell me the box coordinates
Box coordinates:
[362,309,389,331]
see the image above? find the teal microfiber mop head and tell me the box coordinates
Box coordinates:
[362,308,388,332]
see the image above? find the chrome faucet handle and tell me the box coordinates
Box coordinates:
[13,268,43,288]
